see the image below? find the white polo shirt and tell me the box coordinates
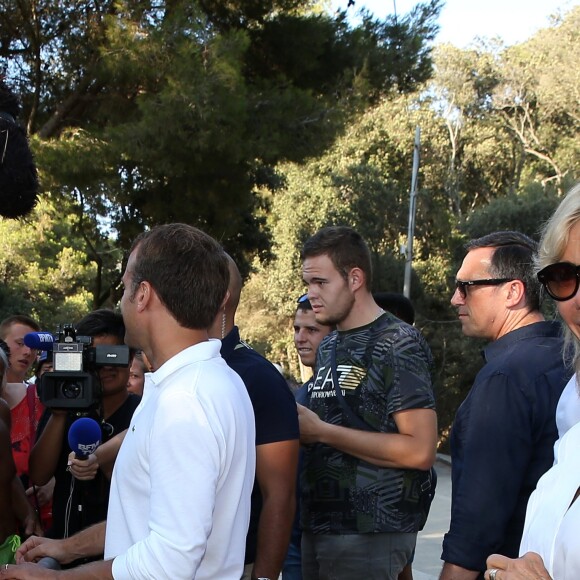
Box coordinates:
[105,340,256,579]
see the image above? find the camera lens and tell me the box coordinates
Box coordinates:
[58,380,82,399]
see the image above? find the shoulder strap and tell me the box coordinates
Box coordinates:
[25,383,37,443]
[331,336,436,504]
[330,335,375,432]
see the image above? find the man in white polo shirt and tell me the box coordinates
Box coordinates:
[4,224,256,580]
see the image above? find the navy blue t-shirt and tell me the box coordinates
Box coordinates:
[221,326,299,565]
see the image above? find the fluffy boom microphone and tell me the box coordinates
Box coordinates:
[0,80,39,218]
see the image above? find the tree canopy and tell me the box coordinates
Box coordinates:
[2,0,442,277]
[1,2,578,442]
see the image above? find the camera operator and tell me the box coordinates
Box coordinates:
[28,310,140,555]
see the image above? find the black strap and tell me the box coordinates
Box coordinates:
[330,334,435,497]
[330,334,374,432]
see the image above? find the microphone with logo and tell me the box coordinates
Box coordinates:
[68,417,101,460]
[23,332,55,351]
[66,417,101,539]
[37,418,102,570]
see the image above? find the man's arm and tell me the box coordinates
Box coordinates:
[0,403,42,537]
[439,562,480,580]
[1,558,113,579]
[252,439,299,580]
[298,405,437,470]
[12,476,42,537]
[16,521,106,565]
[0,404,20,538]
[28,412,67,486]
[441,374,535,574]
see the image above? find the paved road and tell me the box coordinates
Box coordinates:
[412,456,452,580]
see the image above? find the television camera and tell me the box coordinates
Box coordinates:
[36,323,130,409]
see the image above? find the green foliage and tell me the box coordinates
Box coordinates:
[489,7,580,186]
[237,8,579,444]
[0,197,100,328]
[461,184,562,241]
[3,0,442,282]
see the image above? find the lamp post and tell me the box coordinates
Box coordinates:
[403,126,421,299]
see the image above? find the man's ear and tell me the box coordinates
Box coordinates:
[136,281,153,312]
[348,267,365,292]
[220,290,231,312]
[505,279,526,307]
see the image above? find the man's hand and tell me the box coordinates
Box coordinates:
[21,509,43,538]
[67,452,99,481]
[26,477,55,506]
[252,439,298,580]
[297,403,325,444]
[16,536,68,565]
[485,552,552,580]
[0,562,58,579]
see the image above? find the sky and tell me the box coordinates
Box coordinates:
[332,0,578,47]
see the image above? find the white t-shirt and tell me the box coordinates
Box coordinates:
[519,420,580,579]
[105,340,256,580]
[555,375,580,443]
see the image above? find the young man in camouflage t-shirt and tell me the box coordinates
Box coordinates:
[298,226,437,580]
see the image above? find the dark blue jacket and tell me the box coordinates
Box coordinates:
[442,321,571,574]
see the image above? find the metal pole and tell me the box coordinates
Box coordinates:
[403,126,421,299]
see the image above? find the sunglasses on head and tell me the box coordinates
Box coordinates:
[454,278,514,299]
[537,262,580,301]
[297,293,309,303]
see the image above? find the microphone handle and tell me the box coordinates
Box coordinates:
[37,557,61,570]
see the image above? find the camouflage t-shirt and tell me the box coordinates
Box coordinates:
[301,312,435,534]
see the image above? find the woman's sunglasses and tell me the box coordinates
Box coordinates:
[537,262,580,301]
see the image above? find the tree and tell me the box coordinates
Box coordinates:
[1,0,442,292]
[237,92,458,409]
[491,7,580,188]
[0,195,108,328]
[431,43,510,214]
[235,6,580,441]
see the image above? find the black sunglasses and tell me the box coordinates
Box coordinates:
[297,293,309,303]
[455,278,514,299]
[537,262,580,302]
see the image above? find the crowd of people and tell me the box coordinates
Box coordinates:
[0,182,577,580]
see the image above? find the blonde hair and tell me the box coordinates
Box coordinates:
[537,183,580,376]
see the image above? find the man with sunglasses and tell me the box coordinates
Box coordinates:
[440,231,571,580]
